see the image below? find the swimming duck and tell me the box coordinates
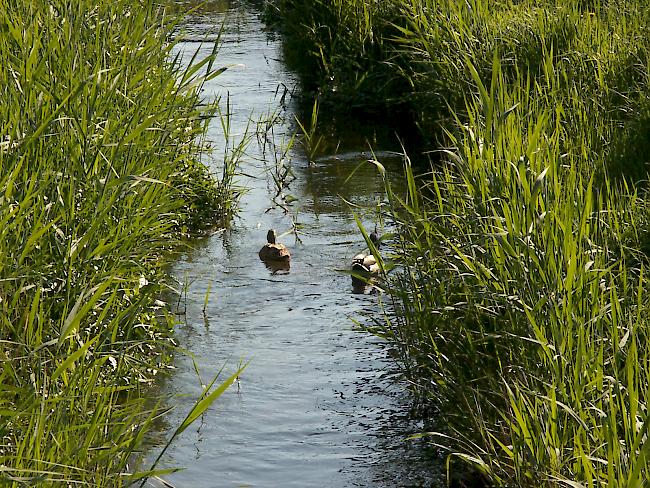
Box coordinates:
[352,253,379,274]
[259,229,291,262]
[351,231,380,275]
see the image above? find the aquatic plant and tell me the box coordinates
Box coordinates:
[213,94,250,225]
[384,57,650,485]
[0,0,239,485]
[257,105,299,211]
[294,99,325,164]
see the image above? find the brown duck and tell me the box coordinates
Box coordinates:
[259,229,291,262]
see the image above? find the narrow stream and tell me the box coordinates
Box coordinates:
[149,2,442,486]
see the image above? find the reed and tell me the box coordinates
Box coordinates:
[294,99,324,164]
[265,0,410,114]
[270,0,650,485]
[384,57,650,485]
[0,0,238,485]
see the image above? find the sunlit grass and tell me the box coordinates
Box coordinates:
[269,0,650,485]
[384,55,650,485]
[0,0,239,485]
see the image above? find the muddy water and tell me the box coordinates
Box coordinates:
[150,2,441,486]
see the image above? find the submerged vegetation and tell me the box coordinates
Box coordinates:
[269,0,650,485]
[0,0,238,485]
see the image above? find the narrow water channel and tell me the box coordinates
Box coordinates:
[149,2,442,486]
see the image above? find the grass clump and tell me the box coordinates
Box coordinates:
[268,0,650,153]
[386,56,650,485]
[265,0,412,115]
[270,0,650,485]
[0,0,237,485]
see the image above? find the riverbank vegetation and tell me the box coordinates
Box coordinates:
[268,0,650,485]
[0,0,237,485]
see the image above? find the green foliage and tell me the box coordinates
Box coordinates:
[294,99,324,163]
[266,0,410,111]
[270,0,650,485]
[385,58,650,484]
[0,0,237,485]
[268,0,650,155]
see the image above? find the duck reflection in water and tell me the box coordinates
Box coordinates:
[352,278,375,294]
[264,259,290,275]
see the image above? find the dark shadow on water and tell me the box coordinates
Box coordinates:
[262,259,291,274]
[351,276,381,295]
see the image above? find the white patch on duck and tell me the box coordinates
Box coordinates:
[352,252,379,274]
[351,231,380,274]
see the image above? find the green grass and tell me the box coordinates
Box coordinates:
[0,0,238,485]
[269,0,650,485]
[265,0,411,115]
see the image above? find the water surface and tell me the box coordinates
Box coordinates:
[149,3,442,486]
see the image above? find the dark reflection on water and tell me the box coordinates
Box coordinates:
[146,2,443,487]
[262,259,291,275]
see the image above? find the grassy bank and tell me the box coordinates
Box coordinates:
[0,0,236,485]
[264,0,415,121]
[269,0,650,485]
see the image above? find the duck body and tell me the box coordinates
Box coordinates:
[259,243,291,261]
[352,253,379,274]
[259,229,291,262]
[351,231,380,274]
[351,231,381,293]
[351,251,380,293]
